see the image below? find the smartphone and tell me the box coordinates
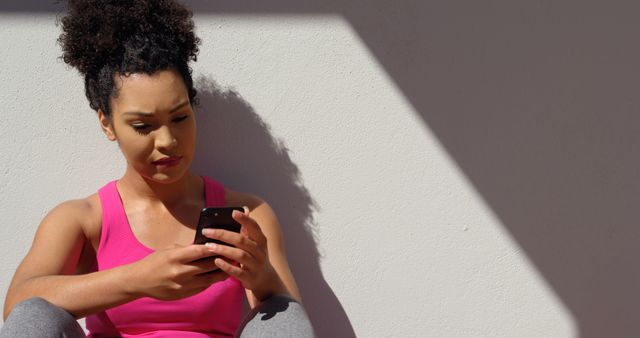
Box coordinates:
[193,207,244,245]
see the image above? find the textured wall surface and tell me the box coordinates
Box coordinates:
[2,2,640,337]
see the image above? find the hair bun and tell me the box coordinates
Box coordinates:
[59,0,199,75]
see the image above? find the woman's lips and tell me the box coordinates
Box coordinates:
[153,156,182,167]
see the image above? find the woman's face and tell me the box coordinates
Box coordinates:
[99,69,197,183]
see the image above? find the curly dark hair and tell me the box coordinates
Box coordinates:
[58,0,201,121]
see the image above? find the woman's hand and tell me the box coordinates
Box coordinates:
[125,244,228,301]
[202,207,288,301]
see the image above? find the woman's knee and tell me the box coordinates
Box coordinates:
[237,295,315,338]
[2,297,86,338]
[9,297,58,318]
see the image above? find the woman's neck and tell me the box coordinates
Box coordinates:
[116,168,201,210]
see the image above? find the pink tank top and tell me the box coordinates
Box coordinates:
[85,176,245,337]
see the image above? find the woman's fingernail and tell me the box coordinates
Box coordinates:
[202,228,215,236]
[233,210,241,217]
[205,242,217,250]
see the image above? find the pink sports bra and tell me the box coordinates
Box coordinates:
[85,176,244,337]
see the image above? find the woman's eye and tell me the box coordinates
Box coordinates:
[130,116,187,135]
[174,115,188,123]
[131,124,150,134]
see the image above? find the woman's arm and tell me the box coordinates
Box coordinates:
[210,190,302,308]
[243,200,301,307]
[3,200,139,319]
[4,199,225,319]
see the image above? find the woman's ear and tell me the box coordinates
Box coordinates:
[98,109,117,141]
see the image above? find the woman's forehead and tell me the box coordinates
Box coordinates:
[112,70,188,115]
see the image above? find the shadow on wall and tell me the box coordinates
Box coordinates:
[188,2,640,336]
[190,77,355,338]
[187,2,639,337]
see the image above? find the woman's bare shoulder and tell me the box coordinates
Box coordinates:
[54,193,102,245]
[79,193,102,241]
[224,188,265,210]
[223,188,282,236]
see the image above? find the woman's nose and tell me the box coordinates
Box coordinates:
[154,125,177,151]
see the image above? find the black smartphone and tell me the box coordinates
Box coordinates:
[193,207,244,245]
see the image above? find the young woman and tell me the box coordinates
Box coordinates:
[1,1,314,337]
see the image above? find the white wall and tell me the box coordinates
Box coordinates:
[3,2,640,337]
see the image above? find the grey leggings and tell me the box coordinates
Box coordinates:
[0,296,315,338]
